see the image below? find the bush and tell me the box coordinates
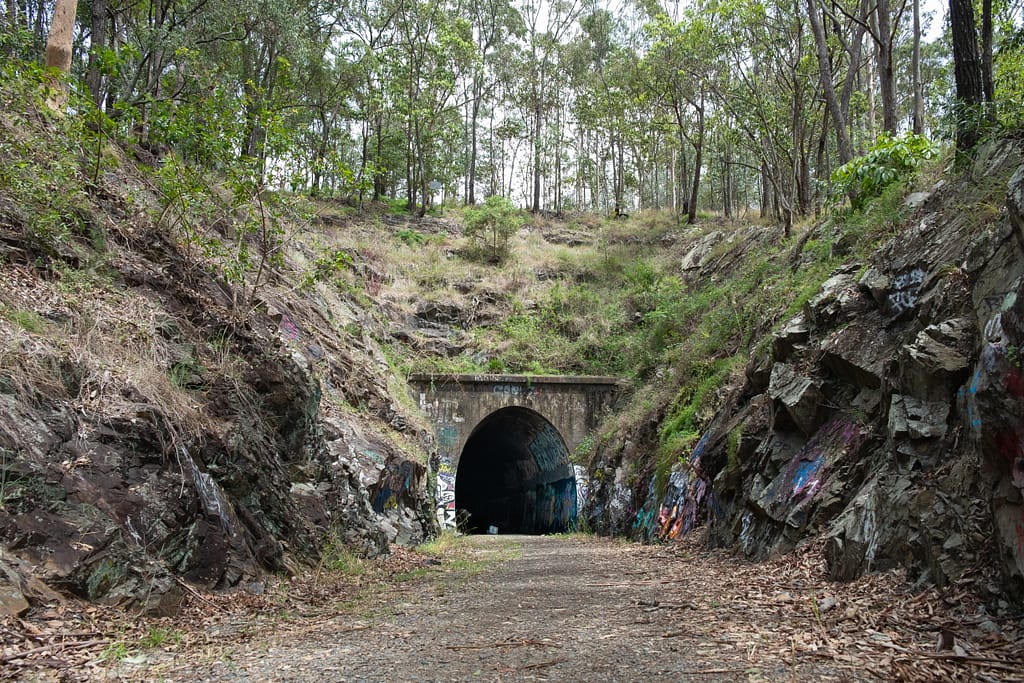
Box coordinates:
[830,132,937,211]
[463,196,523,262]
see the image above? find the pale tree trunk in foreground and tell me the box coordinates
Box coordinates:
[45,0,78,72]
[44,0,78,109]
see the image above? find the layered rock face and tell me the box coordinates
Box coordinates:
[1,195,435,617]
[586,141,1024,603]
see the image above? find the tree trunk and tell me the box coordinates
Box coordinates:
[841,0,870,150]
[468,79,482,204]
[85,0,107,106]
[981,0,994,105]
[950,0,983,150]
[875,0,897,132]
[687,94,704,225]
[911,0,924,133]
[532,98,542,213]
[45,0,78,73]
[806,0,853,165]
[760,160,769,219]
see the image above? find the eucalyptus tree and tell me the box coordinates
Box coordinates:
[393,0,475,215]
[704,0,820,232]
[335,0,401,201]
[642,7,719,224]
[44,0,75,73]
[519,0,582,213]
[462,0,523,204]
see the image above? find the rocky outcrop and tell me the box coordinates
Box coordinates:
[0,170,435,615]
[585,139,1024,604]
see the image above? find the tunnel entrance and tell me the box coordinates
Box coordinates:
[454,406,577,534]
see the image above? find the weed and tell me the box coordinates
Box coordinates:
[100,641,129,662]
[138,626,183,648]
[2,307,46,333]
[396,228,427,246]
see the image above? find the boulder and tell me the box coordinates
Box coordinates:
[771,314,809,362]
[0,549,63,617]
[824,473,916,581]
[858,266,890,309]
[415,300,468,329]
[899,319,973,400]
[1009,165,1024,237]
[884,267,927,318]
[805,265,868,327]
[680,230,725,272]
[888,394,949,441]
[819,317,892,390]
[768,363,824,436]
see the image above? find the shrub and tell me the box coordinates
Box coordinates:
[463,196,523,262]
[830,132,937,211]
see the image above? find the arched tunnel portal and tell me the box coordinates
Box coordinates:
[454,406,577,534]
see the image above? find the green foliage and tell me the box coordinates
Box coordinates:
[322,536,368,575]
[100,641,129,662]
[1,306,46,333]
[153,119,314,310]
[138,627,183,648]
[830,132,937,211]
[396,228,428,246]
[305,248,355,288]
[0,63,95,257]
[463,196,523,262]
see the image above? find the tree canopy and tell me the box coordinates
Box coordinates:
[2,0,1022,218]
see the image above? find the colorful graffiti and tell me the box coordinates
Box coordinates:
[278,313,301,341]
[626,431,720,542]
[536,477,577,533]
[371,460,421,514]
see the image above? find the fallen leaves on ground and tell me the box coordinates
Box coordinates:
[0,545,436,681]
[646,535,1024,682]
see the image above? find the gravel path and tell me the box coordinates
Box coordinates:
[118,535,858,682]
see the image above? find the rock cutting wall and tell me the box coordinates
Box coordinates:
[0,191,436,616]
[585,141,1024,603]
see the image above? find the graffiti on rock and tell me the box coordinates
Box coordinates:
[628,430,720,543]
[371,460,420,514]
[886,267,925,315]
[740,511,756,555]
[783,418,862,505]
[278,313,301,341]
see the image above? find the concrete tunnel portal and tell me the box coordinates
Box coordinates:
[454,406,578,534]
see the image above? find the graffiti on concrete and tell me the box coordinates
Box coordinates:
[537,478,577,532]
[573,465,590,511]
[436,471,456,530]
[531,423,568,474]
[887,267,925,315]
[437,425,458,451]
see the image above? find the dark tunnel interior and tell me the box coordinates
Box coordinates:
[455,407,577,534]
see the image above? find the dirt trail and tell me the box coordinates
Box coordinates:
[113,535,885,682]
